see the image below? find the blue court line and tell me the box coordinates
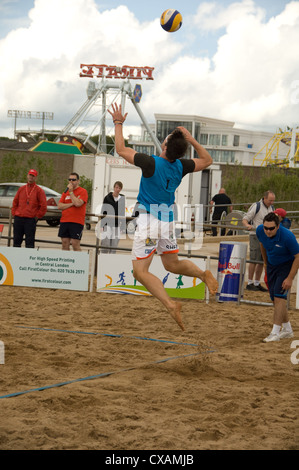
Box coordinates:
[0,351,215,399]
[15,326,202,348]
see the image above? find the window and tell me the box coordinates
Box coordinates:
[209,150,235,163]
[134,145,155,155]
[156,120,192,142]
[209,134,221,145]
[222,135,228,146]
[7,186,19,197]
[194,123,201,142]
[209,150,220,162]
[200,134,208,145]
[233,135,240,147]
[0,186,7,197]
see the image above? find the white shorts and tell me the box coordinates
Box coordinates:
[132,213,179,260]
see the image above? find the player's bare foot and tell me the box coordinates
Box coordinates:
[169,302,185,331]
[203,270,218,295]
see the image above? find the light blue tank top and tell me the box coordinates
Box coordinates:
[137,156,183,221]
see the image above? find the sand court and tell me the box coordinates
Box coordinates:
[0,282,298,450]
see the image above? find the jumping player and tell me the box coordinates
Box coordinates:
[108,103,218,331]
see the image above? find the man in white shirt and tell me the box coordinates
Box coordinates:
[242,190,275,291]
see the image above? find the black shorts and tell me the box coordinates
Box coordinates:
[267,260,293,301]
[58,222,84,240]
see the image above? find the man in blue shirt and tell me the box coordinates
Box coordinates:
[108,103,218,332]
[256,212,299,342]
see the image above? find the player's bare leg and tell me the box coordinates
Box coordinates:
[201,270,218,295]
[132,258,185,331]
[162,253,218,295]
[168,300,184,331]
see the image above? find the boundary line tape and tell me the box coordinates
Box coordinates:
[0,350,216,399]
[15,326,203,348]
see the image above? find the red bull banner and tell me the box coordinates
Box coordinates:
[217,242,247,302]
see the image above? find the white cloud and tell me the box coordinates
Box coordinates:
[144,0,299,130]
[0,0,184,136]
[193,0,265,31]
[0,0,299,138]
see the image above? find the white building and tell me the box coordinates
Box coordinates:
[129,113,289,166]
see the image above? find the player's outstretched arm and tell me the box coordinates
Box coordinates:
[108,103,136,165]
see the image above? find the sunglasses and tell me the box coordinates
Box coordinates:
[263,225,276,231]
[68,178,77,181]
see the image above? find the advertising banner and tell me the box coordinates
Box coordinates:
[0,247,89,291]
[97,253,206,299]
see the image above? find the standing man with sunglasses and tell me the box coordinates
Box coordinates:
[58,173,88,251]
[256,212,299,342]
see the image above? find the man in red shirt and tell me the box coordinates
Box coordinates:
[11,169,47,248]
[58,172,88,251]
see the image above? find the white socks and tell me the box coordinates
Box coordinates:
[282,322,293,332]
[271,324,281,335]
[271,323,293,335]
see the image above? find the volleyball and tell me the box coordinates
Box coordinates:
[160,9,182,33]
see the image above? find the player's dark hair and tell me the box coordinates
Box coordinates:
[166,129,188,161]
[263,212,279,226]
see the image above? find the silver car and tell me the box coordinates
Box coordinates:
[0,183,62,226]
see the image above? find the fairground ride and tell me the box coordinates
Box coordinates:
[54,64,162,155]
[253,128,299,167]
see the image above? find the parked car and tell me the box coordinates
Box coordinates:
[0,183,62,227]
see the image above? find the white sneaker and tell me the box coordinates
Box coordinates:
[263,333,280,342]
[279,328,294,339]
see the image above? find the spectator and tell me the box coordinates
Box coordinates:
[11,169,47,248]
[210,188,232,236]
[100,181,126,253]
[58,173,88,251]
[242,190,275,291]
[274,208,291,229]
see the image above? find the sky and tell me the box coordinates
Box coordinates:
[0,0,299,140]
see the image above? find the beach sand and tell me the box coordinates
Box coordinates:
[0,281,298,450]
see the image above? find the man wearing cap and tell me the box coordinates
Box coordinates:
[274,208,291,229]
[242,190,276,291]
[11,169,47,248]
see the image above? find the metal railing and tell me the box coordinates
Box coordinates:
[1,200,298,253]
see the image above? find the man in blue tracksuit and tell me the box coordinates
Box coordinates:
[256,212,299,342]
[108,103,218,331]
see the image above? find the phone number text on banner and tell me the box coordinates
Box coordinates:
[0,247,89,291]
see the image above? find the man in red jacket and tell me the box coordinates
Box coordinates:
[11,169,47,248]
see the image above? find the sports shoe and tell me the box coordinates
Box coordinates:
[263,333,280,342]
[279,328,294,339]
[246,284,259,291]
[256,284,268,292]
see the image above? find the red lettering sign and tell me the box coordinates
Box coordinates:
[80,64,154,80]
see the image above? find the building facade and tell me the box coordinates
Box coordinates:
[128,113,289,166]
